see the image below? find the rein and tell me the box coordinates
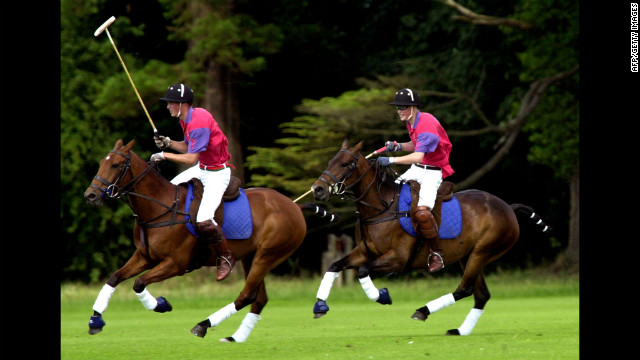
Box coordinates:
[91,150,190,232]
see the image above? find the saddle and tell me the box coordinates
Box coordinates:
[184,176,242,231]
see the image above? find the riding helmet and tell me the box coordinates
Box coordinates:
[389,88,420,107]
[159,83,194,104]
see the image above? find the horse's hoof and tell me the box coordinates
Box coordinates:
[376,288,392,305]
[190,323,208,338]
[313,300,329,318]
[446,329,461,336]
[154,296,173,313]
[219,337,236,343]
[410,306,429,321]
[313,312,327,319]
[88,315,105,335]
[88,327,103,335]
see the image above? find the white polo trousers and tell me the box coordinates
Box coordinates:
[170,163,231,224]
[395,164,443,209]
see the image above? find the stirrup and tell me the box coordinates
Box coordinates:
[427,252,444,271]
[217,256,234,272]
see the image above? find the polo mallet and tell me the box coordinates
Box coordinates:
[292,146,387,203]
[94,16,158,136]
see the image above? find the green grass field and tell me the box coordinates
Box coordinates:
[61,269,578,359]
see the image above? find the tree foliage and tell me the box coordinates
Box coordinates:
[509,0,579,181]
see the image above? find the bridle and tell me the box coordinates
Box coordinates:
[316,149,375,201]
[90,150,138,199]
[317,148,398,214]
[319,148,417,221]
[90,150,190,235]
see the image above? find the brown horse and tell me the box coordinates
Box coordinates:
[310,139,550,335]
[83,139,336,342]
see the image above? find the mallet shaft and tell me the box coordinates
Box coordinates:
[105,29,158,133]
[95,16,158,134]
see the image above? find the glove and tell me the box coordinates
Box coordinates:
[154,135,172,150]
[150,152,165,162]
[377,157,392,167]
[384,141,402,152]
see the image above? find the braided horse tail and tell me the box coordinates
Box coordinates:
[511,204,552,233]
[298,203,340,223]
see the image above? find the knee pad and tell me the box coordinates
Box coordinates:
[414,207,438,238]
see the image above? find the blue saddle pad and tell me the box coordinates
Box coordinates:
[398,183,462,239]
[185,185,253,240]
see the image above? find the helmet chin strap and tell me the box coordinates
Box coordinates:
[176,103,182,118]
[177,84,185,117]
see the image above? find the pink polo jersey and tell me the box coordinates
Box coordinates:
[406,111,454,178]
[179,107,231,166]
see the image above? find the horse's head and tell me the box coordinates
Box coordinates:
[312,138,365,201]
[84,139,135,206]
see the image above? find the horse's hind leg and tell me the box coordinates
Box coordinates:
[446,271,489,336]
[219,257,266,343]
[89,249,152,334]
[191,252,275,340]
[411,252,489,323]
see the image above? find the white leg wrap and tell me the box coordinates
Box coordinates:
[92,284,116,314]
[230,312,261,343]
[426,293,456,314]
[358,276,380,301]
[316,272,339,300]
[457,308,484,335]
[136,288,158,310]
[207,303,238,327]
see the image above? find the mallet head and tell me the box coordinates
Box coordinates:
[94,16,116,37]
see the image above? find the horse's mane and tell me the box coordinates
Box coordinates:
[128,149,171,184]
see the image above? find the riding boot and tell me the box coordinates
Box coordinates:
[414,206,444,273]
[196,221,236,281]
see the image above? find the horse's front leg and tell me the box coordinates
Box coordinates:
[313,249,368,318]
[129,234,197,315]
[355,249,408,305]
[89,249,152,335]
